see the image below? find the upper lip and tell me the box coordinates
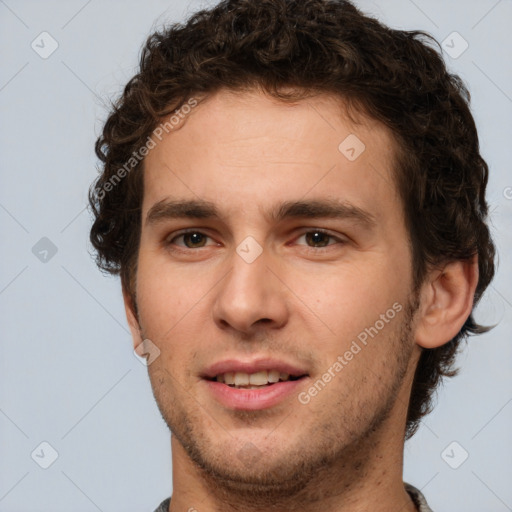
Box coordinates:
[202,357,309,379]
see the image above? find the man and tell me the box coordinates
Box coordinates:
[89,1,495,510]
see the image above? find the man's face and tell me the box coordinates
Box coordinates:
[130,89,420,490]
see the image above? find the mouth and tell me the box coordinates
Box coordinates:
[205,370,308,389]
[201,361,310,410]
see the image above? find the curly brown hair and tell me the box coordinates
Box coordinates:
[89,0,495,438]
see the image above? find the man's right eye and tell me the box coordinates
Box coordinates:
[167,231,216,249]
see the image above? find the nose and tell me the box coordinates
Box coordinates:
[212,246,289,335]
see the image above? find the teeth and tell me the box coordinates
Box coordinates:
[268,370,280,383]
[214,370,295,386]
[234,372,249,386]
[249,371,268,385]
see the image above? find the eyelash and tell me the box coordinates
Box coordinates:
[166,228,345,251]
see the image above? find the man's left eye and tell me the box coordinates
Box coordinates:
[295,230,343,248]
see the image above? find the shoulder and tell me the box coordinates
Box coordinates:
[405,483,434,512]
[152,497,171,512]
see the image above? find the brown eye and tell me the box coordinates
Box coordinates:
[304,231,332,247]
[169,231,213,249]
[297,229,344,249]
[181,232,208,248]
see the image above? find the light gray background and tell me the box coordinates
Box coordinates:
[0,0,510,510]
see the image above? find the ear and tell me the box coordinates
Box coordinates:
[122,285,143,350]
[415,256,479,349]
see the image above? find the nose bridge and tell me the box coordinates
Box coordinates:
[212,241,288,333]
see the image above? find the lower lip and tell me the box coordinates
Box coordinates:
[204,378,306,410]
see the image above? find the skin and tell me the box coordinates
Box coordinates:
[124,88,478,512]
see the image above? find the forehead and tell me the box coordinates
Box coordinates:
[142,88,401,222]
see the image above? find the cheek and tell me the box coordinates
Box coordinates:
[289,257,408,337]
[135,252,218,375]
[135,254,191,335]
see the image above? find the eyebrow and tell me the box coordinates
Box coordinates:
[145,198,376,228]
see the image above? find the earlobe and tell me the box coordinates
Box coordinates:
[415,256,479,349]
[122,286,143,349]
